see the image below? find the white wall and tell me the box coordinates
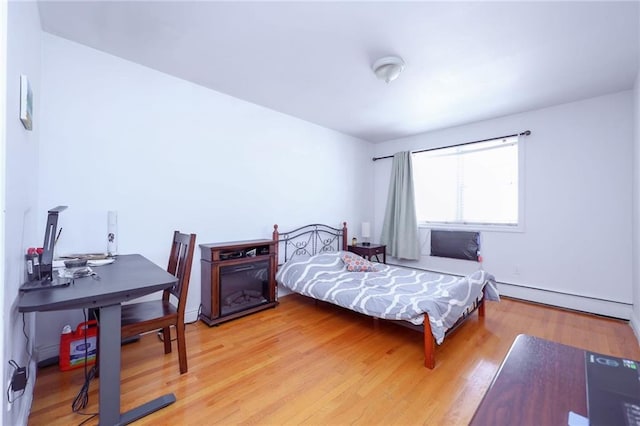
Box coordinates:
[32,33,373,359]
[373,91,634,319]
[0,2,7,424]
[4,2,42,424]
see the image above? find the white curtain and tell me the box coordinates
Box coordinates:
[380,151,420,260]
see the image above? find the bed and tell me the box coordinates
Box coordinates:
[273,222,499,369]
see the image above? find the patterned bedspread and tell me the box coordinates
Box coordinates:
[276,251,499,344]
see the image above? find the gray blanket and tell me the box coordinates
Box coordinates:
[276,252,499,344]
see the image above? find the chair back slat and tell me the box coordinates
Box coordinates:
[164,231,196,315]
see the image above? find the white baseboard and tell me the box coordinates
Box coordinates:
[185,307,199,324]
[36,306,203,362]
[280,279,632,319]
[36,288,635,361]
[498,281,633,319]
[277,283,292,298]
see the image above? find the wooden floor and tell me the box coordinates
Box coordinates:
[28,295,640,425]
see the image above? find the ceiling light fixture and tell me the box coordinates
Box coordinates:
[372,56,405,83]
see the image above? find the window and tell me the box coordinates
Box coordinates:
[412,136,521,228]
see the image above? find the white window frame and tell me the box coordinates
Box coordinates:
[414,136,525,233]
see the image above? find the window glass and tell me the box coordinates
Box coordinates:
[413,136,519,227]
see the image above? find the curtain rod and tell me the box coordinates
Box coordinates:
[371,130,531,161]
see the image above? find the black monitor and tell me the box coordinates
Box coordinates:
[39,205,67,281]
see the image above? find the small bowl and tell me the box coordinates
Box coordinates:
[64,258,87,268]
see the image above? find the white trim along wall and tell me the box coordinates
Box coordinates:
[631,64,640,339]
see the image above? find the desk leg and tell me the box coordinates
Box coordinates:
[98,304,122,425]
[98,304,176,426]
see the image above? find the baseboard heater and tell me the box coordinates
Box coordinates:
[430,230,479,261]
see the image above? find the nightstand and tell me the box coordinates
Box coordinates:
[348,244,386,264]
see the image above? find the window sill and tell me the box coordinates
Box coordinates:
[418,222,524,233]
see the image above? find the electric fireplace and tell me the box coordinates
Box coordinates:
[219,261,269,316]
[199,239,278,326]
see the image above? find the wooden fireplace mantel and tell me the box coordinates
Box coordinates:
[199,239,278,326]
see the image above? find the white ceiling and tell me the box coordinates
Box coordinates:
[37,1,640,143]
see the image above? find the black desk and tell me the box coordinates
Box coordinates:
[470,334,588,426]
[18,254,178,425]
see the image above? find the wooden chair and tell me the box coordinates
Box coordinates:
[120,231,196,374]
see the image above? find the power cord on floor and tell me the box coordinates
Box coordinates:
[71,364,97,412]
[75,411,98,426]
[70,305,200,420]
[71,309,98,422]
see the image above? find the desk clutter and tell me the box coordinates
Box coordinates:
[25,247,44,282]
[57,255,115,280]
[21,252,115,292]
[56,255,115,280]
[27,252,113,278]
[58,253,112,261]
[58,266,96,280]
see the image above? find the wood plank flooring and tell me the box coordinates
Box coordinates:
[28,295,640,425]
